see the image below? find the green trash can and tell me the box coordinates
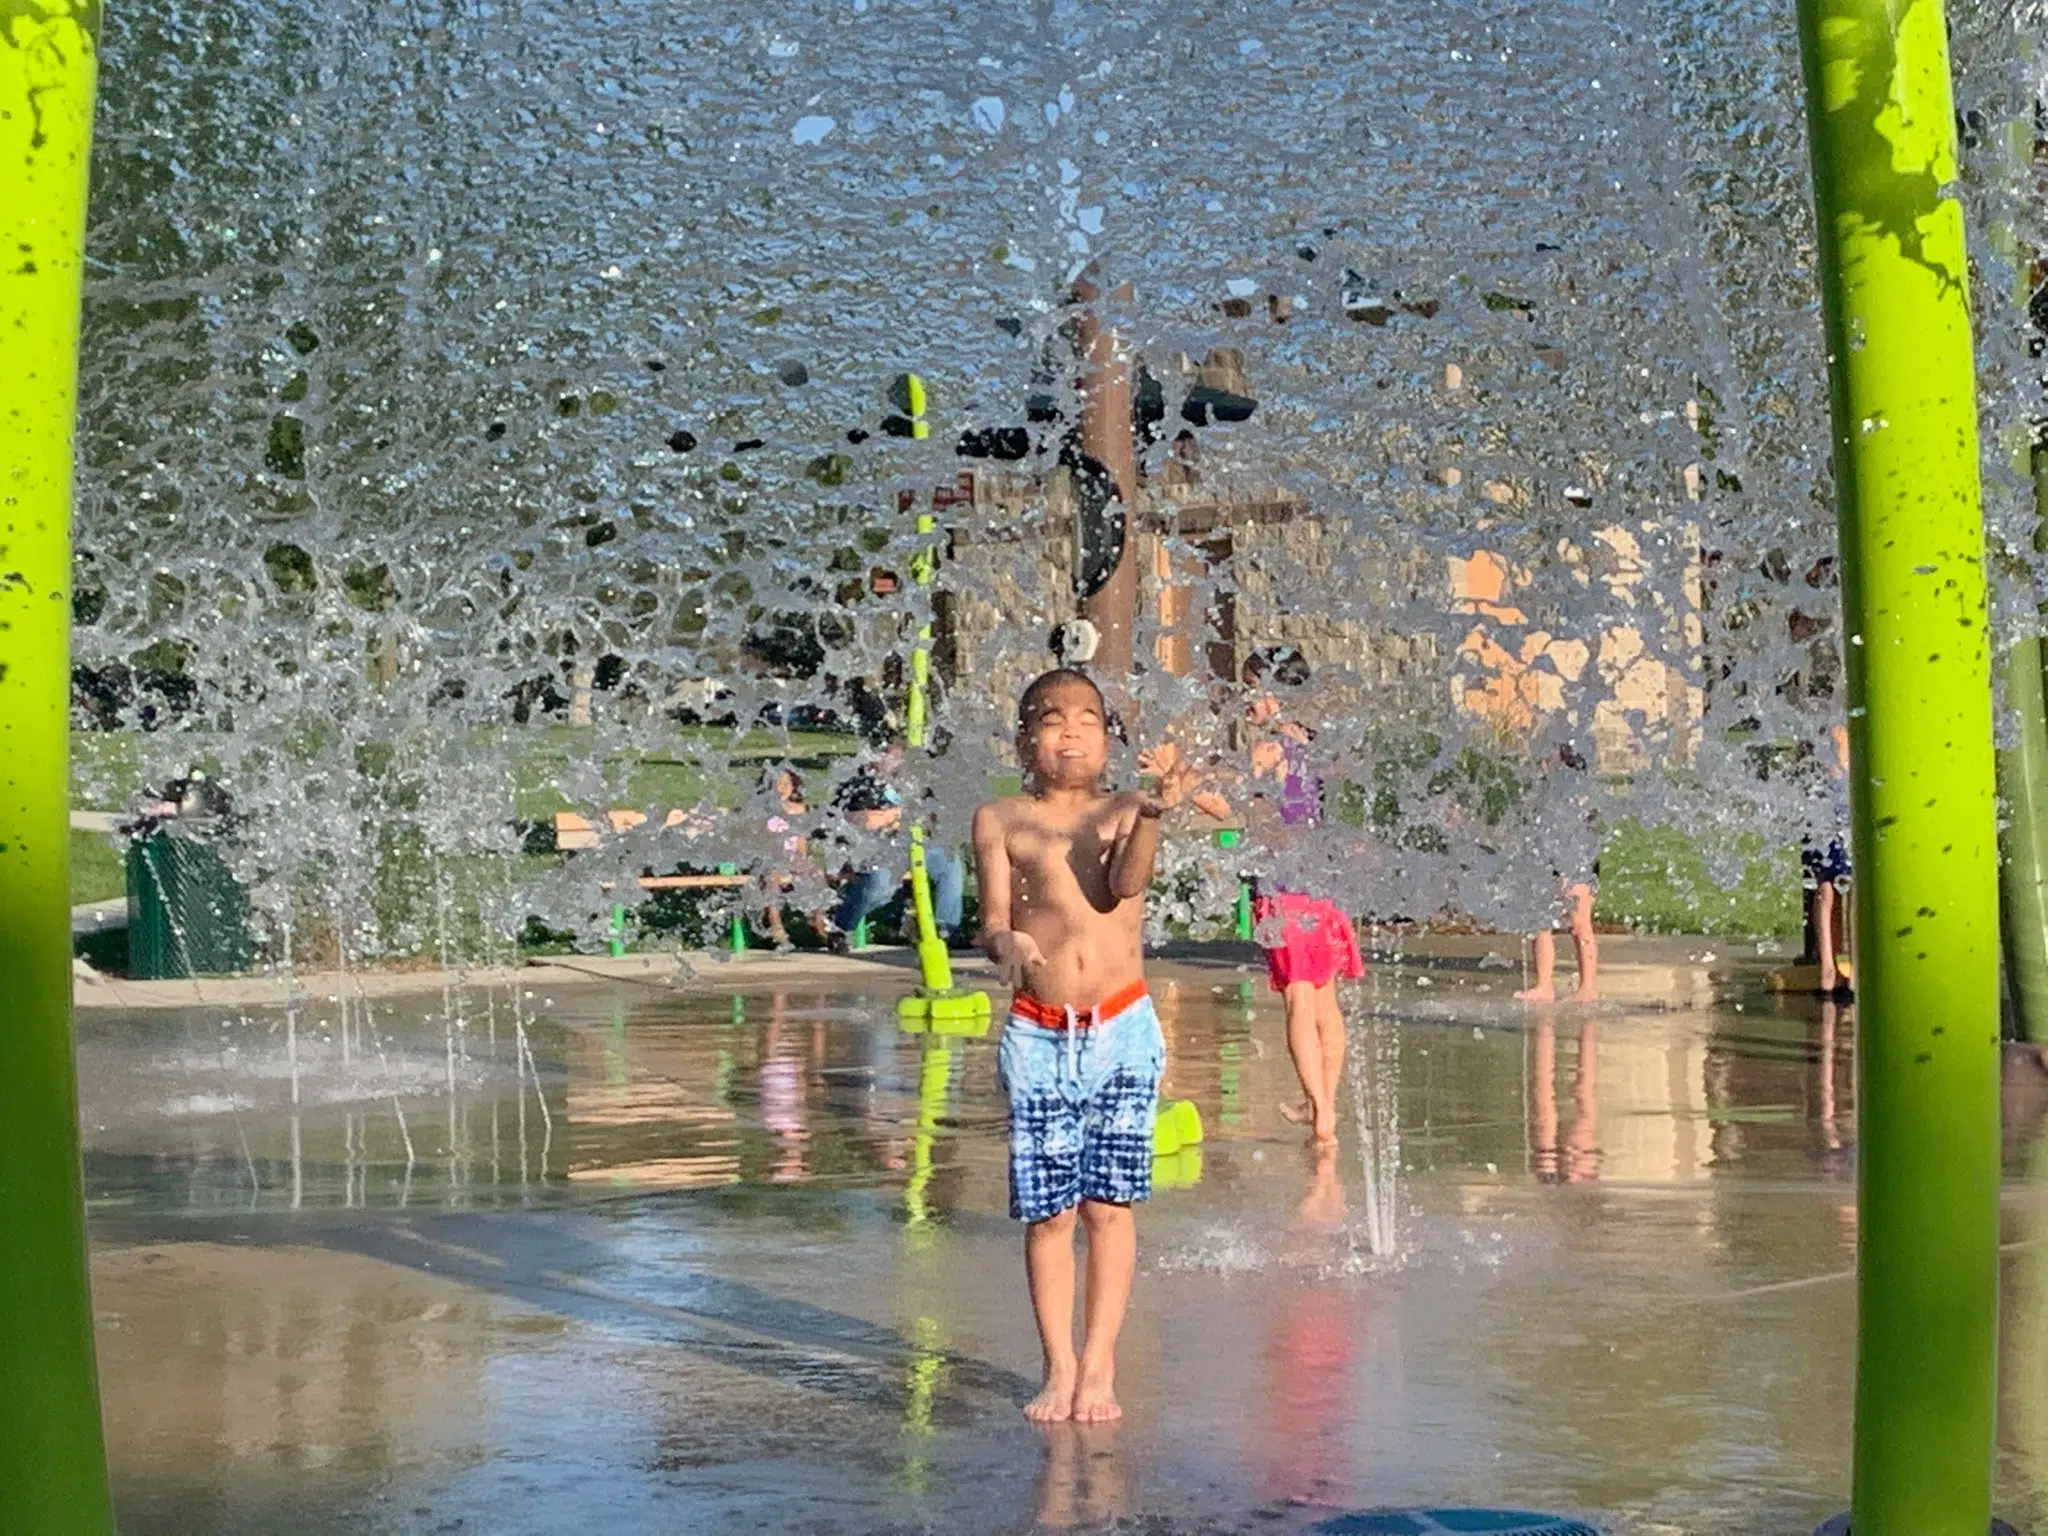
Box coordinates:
[126,829,254,979]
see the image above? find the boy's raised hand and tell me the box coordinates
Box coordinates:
[1136,743,1179,777]
[1136,744,1210,816]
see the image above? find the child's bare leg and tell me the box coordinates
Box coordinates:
[1814,884,1839,991]
[1838,878,1853,971]
[1072,1200,1134,1422]
[1024,1207,1080,1421]
[1567,883,1599,1001]
[1316,982,1346,1138]
[1516,931,1559,1002]
[1279,981,1334,1139]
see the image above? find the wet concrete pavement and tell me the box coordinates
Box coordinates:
[79,945,2048,1533]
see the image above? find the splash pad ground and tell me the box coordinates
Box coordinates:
[69,930,1757,1012]
[79,948,2048,1534]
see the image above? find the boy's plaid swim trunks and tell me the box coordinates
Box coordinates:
[998,982,1165,1223]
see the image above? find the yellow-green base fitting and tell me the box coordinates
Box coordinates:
[897,990,993,1037]
[1151,1099,1204,1157]
[897,834,990,1034]
[1153,1146,1205,1190]
[1152,1101,1206,1189]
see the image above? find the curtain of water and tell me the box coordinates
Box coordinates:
[71,0,2046,957]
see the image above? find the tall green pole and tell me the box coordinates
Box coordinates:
[1795,0,2003,1530]
[1998,446,2048,1045]
[0,2,116,1531]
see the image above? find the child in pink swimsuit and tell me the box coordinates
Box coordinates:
[1193,649,1364,1143]
[1252,731,1367,991]
[1246,698,1365,1143]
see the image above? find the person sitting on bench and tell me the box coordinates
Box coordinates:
[825,738,964,950]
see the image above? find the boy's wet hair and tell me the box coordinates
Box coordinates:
[1017,667,1105,729]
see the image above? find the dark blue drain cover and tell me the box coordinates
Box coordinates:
[1315,1513,1599,1536]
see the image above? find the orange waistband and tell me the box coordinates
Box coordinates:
[1009,979,1149,1030]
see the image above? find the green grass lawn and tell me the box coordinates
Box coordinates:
[71,829,127,906]
[71,730,147,809]
[1595,819,1801,937]
[495,723,854,817]
[73,724,857,823]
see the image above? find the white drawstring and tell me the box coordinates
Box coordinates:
[1060,1003,1100,1085]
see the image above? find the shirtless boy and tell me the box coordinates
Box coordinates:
[973,668,1192,1424]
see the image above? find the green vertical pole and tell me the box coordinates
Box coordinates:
[903,504,954,994]
[719,863,745,953]
[0,2,117,1530]
[1795,0,2003,1530]
[1217,828,1252,939]
[1998,446,2048,1044]
[1998,638,2048,1043]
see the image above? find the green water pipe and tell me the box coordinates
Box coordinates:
[719,862,745,953]
[0,2,117,1529]
[1218,828,1252,939]
[1795,0,2004,1530]
[1998,636,2048,1043]
[1998,447,2048,1045]
[904,506,954,992]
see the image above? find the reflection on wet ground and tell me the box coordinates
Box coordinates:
[82,954,2048,1533]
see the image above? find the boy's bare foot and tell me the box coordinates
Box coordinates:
[1311,1103,1338,1143]
[1070,1360,1121,1423]
[1514,984,1556,1003]
[1279,1099,1312,1126]
[1570,986,1599,1003]
[1025,1360,1077,1423]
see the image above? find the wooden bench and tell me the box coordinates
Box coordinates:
[551,808,942,954]
[553,809,698,851]
[553,811,749,892]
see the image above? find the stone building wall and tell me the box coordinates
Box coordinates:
[940,469,1440,726]
[937,466,1701,778]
